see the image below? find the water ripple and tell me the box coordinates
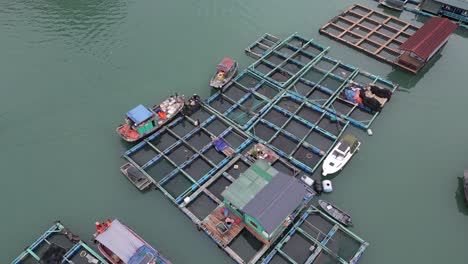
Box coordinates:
[0,0,128,60]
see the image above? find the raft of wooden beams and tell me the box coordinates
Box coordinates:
[319,4,421,73]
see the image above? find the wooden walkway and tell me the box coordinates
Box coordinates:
[320,4,421,73]
[200,205,245,248]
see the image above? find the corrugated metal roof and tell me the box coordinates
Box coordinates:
[436,0,468,11]
[221,160,277,209]
[243,173,307,234]
[399,17,457,61]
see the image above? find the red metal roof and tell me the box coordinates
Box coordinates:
[217,57,235,71]
[399,17,457,61]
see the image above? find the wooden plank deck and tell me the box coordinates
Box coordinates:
[200,205,245,247]
[319,4,421,73]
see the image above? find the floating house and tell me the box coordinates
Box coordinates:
[397,17,457,71]
[221,160,309,244]
[420,0,468,23]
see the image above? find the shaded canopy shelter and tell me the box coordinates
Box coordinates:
[397,17,457,71]
[95,219,144,263]
[126,105,153,126]
[217,57,235,72]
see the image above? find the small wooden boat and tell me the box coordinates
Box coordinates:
[464,170,468,204]
[116,95,185,142]
[379,0,407,11]
[94,219,171,264]
[318,200,352,226]
[209,57,238,89]
[322,134,360,176]
[120,163,152,191]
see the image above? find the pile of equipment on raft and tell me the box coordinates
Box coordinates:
[342,81,392,113]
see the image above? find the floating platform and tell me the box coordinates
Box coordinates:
[120,33,387,263]
[261,206,369,264]
[319,4,421,73]
[248,34,329,88]
[180,151,307,264]
[123,103,252,205]
[12,222,107,264]
[245,33,281,59]
[284,44,398,130]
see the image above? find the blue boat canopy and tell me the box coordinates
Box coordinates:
[126,105,153,126]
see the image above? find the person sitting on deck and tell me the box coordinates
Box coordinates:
[95,222,104,234]
[216,71,225,81]
[225,217,234,229]
[157,111,167,120]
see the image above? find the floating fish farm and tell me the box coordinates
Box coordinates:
[320,4,420,73]
[122,33,397,263]
[12,222,108,264]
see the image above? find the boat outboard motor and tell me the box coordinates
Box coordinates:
[313,179,323,194]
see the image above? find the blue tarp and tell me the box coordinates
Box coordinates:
[128,245,169,264]
[126,105,153,126]
[213,138,229,152]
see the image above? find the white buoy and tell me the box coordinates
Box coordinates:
[322,180,333,193]
[367,128,373,136]
[301,175,314,187]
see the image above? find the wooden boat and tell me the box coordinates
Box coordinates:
[322,134,360,176]
[120,163,152,191]
[318,200,352,226]
[464,170,468,204]
[94,219,171,264]
[209,57,238,89]
[379,0,407,11]
[116,95,185,142]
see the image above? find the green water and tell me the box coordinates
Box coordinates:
[1,0,468,263]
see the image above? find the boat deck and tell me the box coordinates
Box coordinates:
[261,206,369,264]
[12,222,108,264]
[200,205,246,247]
[319,4,421,73]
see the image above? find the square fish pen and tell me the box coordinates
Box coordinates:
[206,70,286,130]
[247,94,349,176]
[180,153,309,264]
[245,33,281,59]
[248,34,329,88]
[123,103,252,204]
[12,222,107,264]
[319,4,420,73]
[286,52,398,130]
[261,206,369,264]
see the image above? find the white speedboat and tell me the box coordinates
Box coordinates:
[322,134,360,176]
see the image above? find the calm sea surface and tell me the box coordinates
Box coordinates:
[1,0,468,263]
